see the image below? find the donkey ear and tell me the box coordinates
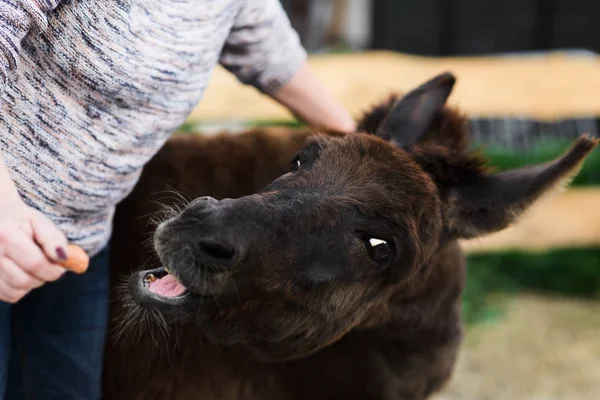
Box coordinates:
[375,72,456,147]
[446,136,598,239]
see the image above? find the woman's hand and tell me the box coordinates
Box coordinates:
[270,61,357,133]
[0,199,68,303]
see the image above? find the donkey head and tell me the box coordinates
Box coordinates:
[127,72,598,361]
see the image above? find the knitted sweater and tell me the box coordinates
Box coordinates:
[0,0,306,256]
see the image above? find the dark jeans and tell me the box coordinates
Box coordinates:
[0,246,109,400]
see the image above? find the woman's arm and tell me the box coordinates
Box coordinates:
[0,0,69,301]
[218,0,355,133]
[269,61,355,132]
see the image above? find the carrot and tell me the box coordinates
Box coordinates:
[59,244,90,274]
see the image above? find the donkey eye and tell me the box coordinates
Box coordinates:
[369,238,387,247]
[291,156,301,172]
[367,238,392,262]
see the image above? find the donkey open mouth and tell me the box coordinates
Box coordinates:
[142,267,189,298]
[131,266,193,307]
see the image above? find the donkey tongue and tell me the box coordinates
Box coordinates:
[148,274,187,297]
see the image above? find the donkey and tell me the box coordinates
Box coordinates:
[102,72,598,400]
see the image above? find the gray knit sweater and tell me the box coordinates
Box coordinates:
[0,0,306,256]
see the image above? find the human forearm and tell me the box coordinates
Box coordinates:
[219,0,355,133]
[270,61,356,132]
[219,0,355,131]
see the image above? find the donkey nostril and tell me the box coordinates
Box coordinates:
[198,240,236,261]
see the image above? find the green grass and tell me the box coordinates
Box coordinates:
[462,247,600,325]
[175,121,203,134]
[246,119,307,128]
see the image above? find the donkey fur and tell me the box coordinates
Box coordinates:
[102,72,598,400]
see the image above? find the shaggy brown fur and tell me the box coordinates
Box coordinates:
[102,72,598,400]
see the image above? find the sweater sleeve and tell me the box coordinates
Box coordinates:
[218,0,307,96]
[0,0,63,86]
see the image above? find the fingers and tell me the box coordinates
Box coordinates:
[0,229,67,282]
[0,257,44,303]
[0,207,70,303]
[0,258,42,303]
[0,276,28,303]
[0,257,45,289]
[30,212,69,263]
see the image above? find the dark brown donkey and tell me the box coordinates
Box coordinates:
[102,72,598,400]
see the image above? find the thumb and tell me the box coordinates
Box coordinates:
[30,212,69,263]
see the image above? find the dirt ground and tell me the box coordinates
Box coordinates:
[434,293,600,400]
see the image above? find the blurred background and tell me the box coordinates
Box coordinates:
[183,2,600,399]
[280,0,600,55]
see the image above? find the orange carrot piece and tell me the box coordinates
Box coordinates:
[59,244,90,274]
